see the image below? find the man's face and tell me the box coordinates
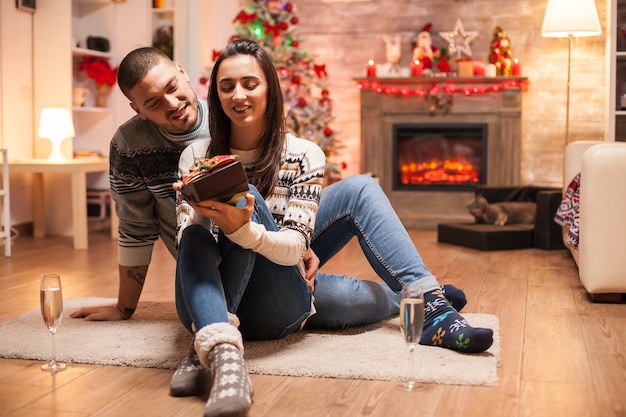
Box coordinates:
[128,61,199,134]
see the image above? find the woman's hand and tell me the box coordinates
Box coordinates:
[302,248,319,292]
[193,193,255,234]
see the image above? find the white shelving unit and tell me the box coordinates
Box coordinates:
[0,149,10,257]
[151,1,176,61]
[71,0,116,190]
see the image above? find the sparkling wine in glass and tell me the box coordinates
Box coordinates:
[399,282,425,391]
[40,273,66,372]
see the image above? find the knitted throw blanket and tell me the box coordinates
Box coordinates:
[554,173,580,249]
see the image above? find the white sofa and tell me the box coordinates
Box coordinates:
[563,140,626,301]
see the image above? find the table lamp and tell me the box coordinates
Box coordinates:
[37,107,75,161]
[541,0,602,145]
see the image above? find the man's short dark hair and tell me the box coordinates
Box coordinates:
[117,47,173,100]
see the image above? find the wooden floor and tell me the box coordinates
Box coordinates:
[1,229,625,417]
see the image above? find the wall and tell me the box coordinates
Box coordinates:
[0,1,36,226]
[289,0,607,187]
[0,0,608,235]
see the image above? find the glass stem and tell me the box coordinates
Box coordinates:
[50,330,56,365]
[408,344,415,388]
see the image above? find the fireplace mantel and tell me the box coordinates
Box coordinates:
[355,76,528,91]
[358,77,526,229]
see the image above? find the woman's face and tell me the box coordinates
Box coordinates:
[216,54,268,143]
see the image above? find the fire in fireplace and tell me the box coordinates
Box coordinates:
[393,124,487,191]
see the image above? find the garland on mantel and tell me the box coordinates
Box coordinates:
[356,78,529,113]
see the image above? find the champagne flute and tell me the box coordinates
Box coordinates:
[40,273,66,372]
[398,282,424,391]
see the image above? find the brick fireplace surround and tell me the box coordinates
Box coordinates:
[359,77,527,229]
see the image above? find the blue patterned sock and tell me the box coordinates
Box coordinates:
[440,284,467,311]
[420,288,493,353]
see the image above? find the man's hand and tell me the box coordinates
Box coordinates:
[69,305,130,321]
[302,248,319,292]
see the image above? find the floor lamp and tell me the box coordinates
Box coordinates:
[541,0,602,145]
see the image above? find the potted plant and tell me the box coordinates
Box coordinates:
[79,57,118,107]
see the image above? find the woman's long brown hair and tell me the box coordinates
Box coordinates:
[207,39,285,198]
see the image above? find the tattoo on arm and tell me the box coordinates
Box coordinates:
[117,265,149,318]
[128,268,147,287]
[118,305,135,317]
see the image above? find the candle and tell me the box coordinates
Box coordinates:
[410,59,423,77]
[366,59,377,77]
[485,63,497,78]
[473,61,486,76]
[511,59,522,76]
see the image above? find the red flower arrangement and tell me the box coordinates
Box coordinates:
[79,57,118,86]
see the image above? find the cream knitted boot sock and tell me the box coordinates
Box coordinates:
[195,322,253,417]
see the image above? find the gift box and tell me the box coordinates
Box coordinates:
[181,157,249,204]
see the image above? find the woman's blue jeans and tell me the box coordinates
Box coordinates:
[175,176,440,341]
[306,175,439,329]
[175,186,312,341]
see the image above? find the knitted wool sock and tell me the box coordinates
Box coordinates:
[440,284,467,311]
[169,338,211,397]
[195,322,253,417]
[170,314,240,398]
[204,343,252,417]
[420,288,493,353]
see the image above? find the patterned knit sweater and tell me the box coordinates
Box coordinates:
[110,101,209,267]
[176,133,325,266]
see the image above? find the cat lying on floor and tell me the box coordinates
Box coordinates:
[468,194,537,226]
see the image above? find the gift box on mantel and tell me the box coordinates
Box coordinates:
[457,59,473,77]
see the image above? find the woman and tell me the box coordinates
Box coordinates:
[174,39,493,417]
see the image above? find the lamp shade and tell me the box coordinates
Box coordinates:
[541,0,602,38]
[37,107,75,161]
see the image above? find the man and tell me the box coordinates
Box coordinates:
[69,47,210,396]
[71,47,204,321]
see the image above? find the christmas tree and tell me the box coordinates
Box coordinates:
[229,0,343,181]
[488,26,514,76]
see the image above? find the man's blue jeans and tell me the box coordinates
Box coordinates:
[175,176,440,341]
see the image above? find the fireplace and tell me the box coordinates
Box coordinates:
[393,123,487,191]
[358,77,524,228]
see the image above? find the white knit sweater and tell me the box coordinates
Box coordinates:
[176,133,325,267]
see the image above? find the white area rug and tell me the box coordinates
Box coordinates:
[0,297,500,386]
